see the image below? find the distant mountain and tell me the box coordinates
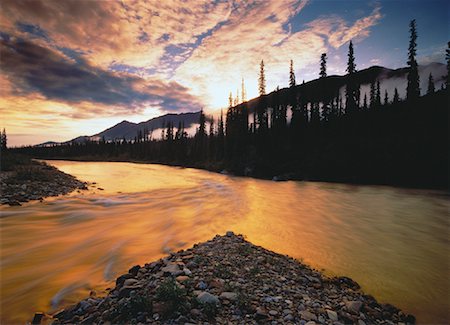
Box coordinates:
[68,111,201,143]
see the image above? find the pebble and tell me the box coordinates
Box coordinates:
[196,292,219,305]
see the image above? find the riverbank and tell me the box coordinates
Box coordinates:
[0,153,87,206]
[48,232,415,325]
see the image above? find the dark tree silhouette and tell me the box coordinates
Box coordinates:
[259,60,266,96]
[406,19,420,100]
[320,53,327,78]
[393,87,400,104]
[241,78,246,102]
[446,41,450,88]
[427,73,435,94]
[0,128,6,150]
[363,93,368,109]
[345,41,359,113]
[370,81,376,108]
[376,81,381,106]
[289,60,296,87]
[384,90,389,105]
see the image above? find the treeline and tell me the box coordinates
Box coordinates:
[13,20,450,189]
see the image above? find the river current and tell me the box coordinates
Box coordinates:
[0,161,448,324]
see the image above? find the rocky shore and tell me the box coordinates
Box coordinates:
[48,232,415,325]
[0,160,87,206]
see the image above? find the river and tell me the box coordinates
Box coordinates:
[0,161,448,324]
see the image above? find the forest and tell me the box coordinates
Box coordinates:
[9,20,450,189]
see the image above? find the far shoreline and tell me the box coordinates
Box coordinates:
[42,156,449,192]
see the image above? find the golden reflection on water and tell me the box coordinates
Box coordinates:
[0,161,449,324]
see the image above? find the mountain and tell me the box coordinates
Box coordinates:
[69,111,201,143]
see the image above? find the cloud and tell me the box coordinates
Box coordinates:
[0,36,201,113]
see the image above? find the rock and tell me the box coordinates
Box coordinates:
[269,310,278,316]
[300,310,317,321]
[116,273,133,287]
[305,322,316,325]
[346,300,363,314]
[118,285,142,298]
[226,231,234,237]
[176,275,190,282]
[161,263,183,276]
[196,281,208,290]
[31,312,44,324]
[255,307,269,320]
[284,314,294,321]
[123,278,139,287]
[128,265,141,276]
[220,292,238,301]
[326,309,338,321]
[182,267,192,276]
[197,292,219,305]
[358,320,367,325]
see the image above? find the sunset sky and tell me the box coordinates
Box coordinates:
[0,0,448,146]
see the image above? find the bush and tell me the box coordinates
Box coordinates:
[155,278,188,318]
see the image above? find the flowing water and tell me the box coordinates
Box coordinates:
[0,161,448,324]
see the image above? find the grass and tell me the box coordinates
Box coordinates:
[155,278,188,318]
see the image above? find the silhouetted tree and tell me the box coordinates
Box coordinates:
[370,81,376,109]
[363,93,368,110]
[446,42,450,88]
[393,87,400,104]
[406,19,420,100]
[345,40,359,113]
[427,73,435,94]
[289,59,296,87]
[259,60,266,96]
[384,90,389,105]
[320,53,327,78]
[241,78,246,102]
[376,81,381,106]
[0,128,6,150]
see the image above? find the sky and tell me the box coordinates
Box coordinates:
[0,0,448,146]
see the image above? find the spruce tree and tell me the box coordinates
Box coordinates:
[0,128,6,150]
[363,93,368,110]
[345,40,358,113]
[370,81,376,108]
[289,60,296,87]
[384,90,389,105]
[376,81,381,106]
[427,73,435,94]
[406,19,420,100]
[320,53,327,78]
[393,87,400,104]
[241,78,246,102]
[259,60,266,96]
[446,42,450,88]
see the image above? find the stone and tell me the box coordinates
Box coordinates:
[161,263,183,276]
[255,307,269,320]
[219,292,238,301]
[269,310,278,316]
[176,275,190,282]
[197,292,219,305]
[226,231,234,237]
[196,281,208,290]
[300,310,317,321]
[326,309,338,321]
[346,300,363,314]
[123,278,138,287]
[305,322,316,325]
[31,312,44,325]
[128,265,141,276]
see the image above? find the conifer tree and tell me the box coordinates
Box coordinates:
[241,78,246,102]
[384,90,389,105]
[289,60,296,87]
[427,73,435,94]
[320,53,327,78]
[0,128,6,150]
[446,42,450,88]
[363,93,368,110]
[345,40,358,113]
[370,81,376,109]
[376,81,381,106]
[228,92,233,108]
[393,87,400,104]
[259,60,266,96]
[406,19,420,100]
